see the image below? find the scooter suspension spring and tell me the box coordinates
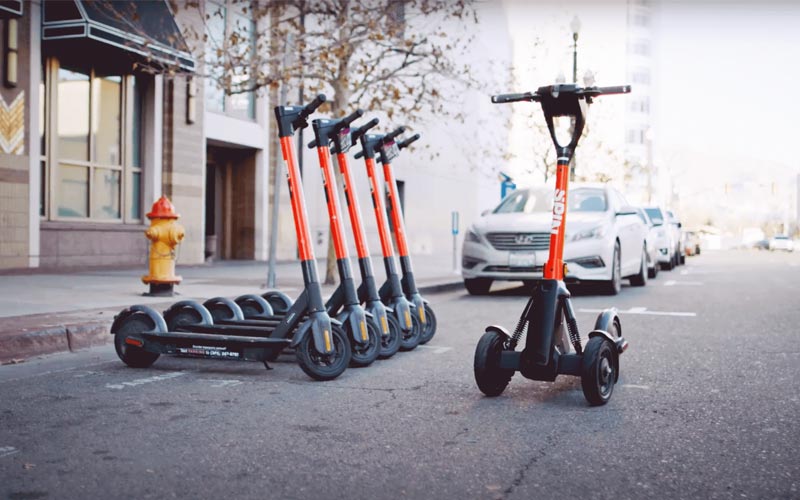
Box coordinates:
[566,316,582,354]
[509,317,527,350]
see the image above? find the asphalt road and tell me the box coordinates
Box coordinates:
[1,250,798,500]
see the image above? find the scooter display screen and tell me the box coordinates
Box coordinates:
[337,128,352,151]
[381,141,399,162]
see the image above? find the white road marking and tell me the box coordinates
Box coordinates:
[621,384,650,390]
[0,446,19,458]
[202,379,242,388]
[664,280,703,286]
[106,371,186,390]
[415,345,453,354]
[579,307,697,317]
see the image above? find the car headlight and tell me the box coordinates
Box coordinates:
[570,225,606,242]
[465,228,482,244]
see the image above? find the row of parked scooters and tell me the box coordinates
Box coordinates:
[110,94,436,381]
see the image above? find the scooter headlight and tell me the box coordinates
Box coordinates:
[466,228,482,244]
[570,225,607,242]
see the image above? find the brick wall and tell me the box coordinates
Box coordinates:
[0,13,31,269]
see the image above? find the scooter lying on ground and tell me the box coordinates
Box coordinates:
[110,94,352,381]
[474,83,630,405]
[354,129,422,350]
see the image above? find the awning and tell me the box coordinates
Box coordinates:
[0,0,23,18]
[42,0,195,72]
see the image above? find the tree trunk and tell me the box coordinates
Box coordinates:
[323,4,353,285]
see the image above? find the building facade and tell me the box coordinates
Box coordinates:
[0,0,511,271]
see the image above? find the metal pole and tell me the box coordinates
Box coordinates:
[267,33,296,288]
[570,33,578,181]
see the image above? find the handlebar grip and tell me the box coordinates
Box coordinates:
[491,92,535,104]
[299,94,326,118]
[351,117,379,142]
[384,126,406,143]
[595,85,631,95]
[307,139,319,149]
[338,109,364,129]
[398,134,420,150]
[354,150,364,160]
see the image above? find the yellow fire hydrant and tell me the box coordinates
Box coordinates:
[142,196,185,296]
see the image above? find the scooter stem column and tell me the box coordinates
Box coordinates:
[317,145,349,261]
[382,162,410,258]
[366,158,395,260]
[337,152,370,260]
[543,157,570,281]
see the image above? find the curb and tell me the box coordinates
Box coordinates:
[0,281,464,365]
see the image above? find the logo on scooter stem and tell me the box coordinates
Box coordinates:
[551,189,565,235]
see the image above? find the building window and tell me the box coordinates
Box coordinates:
[632,69,650,84]
[627,129,645,144]
[630,40,650,56]
[204,0,256,120]
[41,58,143,223]
[630,97,650,114]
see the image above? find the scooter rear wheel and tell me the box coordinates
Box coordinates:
[296,324,351,381]
[474,330,513,397]
[399,312,422,351]
[418,303,437,344]
[581,336,617,406]
[378,313,402,359]
[114,313,160,368]
[349,318,381,368]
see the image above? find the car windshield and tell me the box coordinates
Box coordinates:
[644,208,663,224]
[493,188,607,214]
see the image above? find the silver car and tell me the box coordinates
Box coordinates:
[462,184,648,295]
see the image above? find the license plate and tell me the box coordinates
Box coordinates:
[508,252,536,268]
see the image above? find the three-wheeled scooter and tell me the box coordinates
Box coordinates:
[474,83,631,405]
[110,95,352,381]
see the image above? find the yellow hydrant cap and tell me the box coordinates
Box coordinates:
[147,196,180,220]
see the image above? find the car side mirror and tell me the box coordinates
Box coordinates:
[615,206,637,217]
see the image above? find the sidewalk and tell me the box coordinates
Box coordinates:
[0,255,464,364]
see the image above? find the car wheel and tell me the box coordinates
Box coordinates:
[629,245,648,287]
[464,278,492,295]
[601,242,621,295]
[648,254,659,279]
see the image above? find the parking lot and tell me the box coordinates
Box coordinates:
[1,250,799,499]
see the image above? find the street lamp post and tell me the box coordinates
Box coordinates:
[569,15,581,181]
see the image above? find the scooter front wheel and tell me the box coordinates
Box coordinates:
[379,313,402,359]
[296,324,351,381]
[418,303,437,344]
[349,318,381,368]
[114,313,160,368]
[581,336,617,406]
[474,330,513,397]
[399,312,422,351]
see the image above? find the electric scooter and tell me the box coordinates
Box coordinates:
[474,83,630,405]
[309,115,403,359]
[354,130,422,350]
[372,129,438,344]
[110,94,352,381]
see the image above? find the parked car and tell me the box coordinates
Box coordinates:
[635,207,660,278]
[462,184,648,296]
[753,239,770,251]
[684,230,701,256]
[769,235,794,252]
[642,206,677,270]
[666,210,685,265]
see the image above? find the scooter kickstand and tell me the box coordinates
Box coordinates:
[263,361,273,371]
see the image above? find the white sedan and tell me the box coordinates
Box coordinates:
[462,184,649,295]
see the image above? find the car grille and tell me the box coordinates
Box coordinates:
[485,232,550,251]
[484,265,543,273]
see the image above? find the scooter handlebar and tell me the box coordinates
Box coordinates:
[351,118,379,142]
[397,134,420,150]
[582,85,631,96]
[299,94,326,120]
[383,126,406,143]
[335,109,364,131]
[491,92,538,104]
